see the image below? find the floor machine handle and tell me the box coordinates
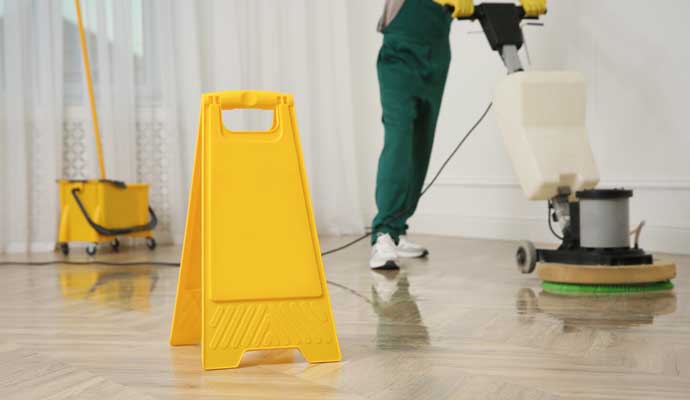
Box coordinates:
[71,188,158,236]
[449,3,546,73]
[452,3,544,21]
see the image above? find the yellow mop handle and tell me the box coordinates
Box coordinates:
[74,0,106,179]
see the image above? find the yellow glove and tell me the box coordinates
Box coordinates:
[521,0,547,17]
[433,0,474,19]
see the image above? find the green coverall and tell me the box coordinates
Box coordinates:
[372,0,452,244]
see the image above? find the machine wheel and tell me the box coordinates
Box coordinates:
[111,238,120,252]
[146,237,156,251]
[516,240,537,274]
[86,244,97,256]
[60,243,69,256]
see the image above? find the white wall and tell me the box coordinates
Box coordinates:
[346,0,690,254]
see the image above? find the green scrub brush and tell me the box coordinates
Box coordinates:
[542,280,674,295]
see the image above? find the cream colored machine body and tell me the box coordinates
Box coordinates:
[495,71,599,201]
[455,2,675,285]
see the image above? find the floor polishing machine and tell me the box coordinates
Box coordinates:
[448,3,677,294]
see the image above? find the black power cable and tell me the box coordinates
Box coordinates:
[547,201,564,240]
[0,260,179,267]
[321,234,372,256]
[320,101,493,256]
[0,102,493,266]
[0,259,373,303]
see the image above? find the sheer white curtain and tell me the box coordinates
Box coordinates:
[1,0,201,253]
[0,0,364,254]
[197,0,363,236]
[0,0,63,253]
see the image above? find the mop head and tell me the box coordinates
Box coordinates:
[542,280,673,295]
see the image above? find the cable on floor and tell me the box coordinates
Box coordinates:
[0,259,374,304]
[0,102,493,305]
[0,260,180,267]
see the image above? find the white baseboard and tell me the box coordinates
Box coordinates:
[427,176,690,191]
[406,177,690,255]
[410,213,690,255]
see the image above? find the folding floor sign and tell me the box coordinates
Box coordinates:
[169,91,341,370]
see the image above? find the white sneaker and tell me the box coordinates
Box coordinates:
[396,235,429,258]
[369,234,400,270]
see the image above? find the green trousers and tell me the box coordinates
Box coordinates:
[372,0,451,244]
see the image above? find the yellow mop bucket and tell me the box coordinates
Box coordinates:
[58,0,157,256]
[57,179,157,255]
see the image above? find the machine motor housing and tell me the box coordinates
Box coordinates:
[537,189,653,266]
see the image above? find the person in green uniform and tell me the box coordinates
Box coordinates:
[369,0,546,269]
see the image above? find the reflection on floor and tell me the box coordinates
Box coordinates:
[371,270,430,350]
[517,287,677,330]
[60,266,159,310]
[0,236,689,399]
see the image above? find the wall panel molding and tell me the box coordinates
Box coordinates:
[410,213,690,255]
[428,176,690,191]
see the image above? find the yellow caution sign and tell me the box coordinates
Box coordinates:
[170,91,341,370]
